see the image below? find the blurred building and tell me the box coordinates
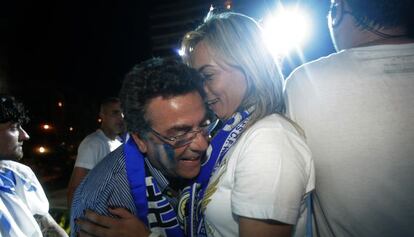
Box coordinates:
[149,0,248,58]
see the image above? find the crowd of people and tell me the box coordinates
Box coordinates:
[1,0,413,236]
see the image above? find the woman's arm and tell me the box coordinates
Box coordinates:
[239,216,292,237]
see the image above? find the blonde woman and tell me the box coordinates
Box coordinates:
[179,12,314,237]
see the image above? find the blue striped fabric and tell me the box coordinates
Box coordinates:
[70,145,177,237]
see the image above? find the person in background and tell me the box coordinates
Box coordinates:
[71,58,211,237]
[179,11,314,237]
[67,97,124,207]
[284,0,414,236]
[0,94,68,237]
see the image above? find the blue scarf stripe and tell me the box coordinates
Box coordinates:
[124,138,149,226]
[124,137,185,237]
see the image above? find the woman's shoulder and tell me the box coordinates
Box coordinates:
[247,113,302,136]
[237,113,309,154]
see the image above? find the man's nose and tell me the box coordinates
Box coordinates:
[18,126,30,141]
[190,131,209,152]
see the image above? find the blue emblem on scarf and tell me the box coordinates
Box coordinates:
[124,137,185,237]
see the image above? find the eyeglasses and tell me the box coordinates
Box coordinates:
[149,119,218,148]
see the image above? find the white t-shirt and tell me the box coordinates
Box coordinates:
[285,43,414,237]
[74,129,122,170]
[203,114,314,237]
[0,160,49,237]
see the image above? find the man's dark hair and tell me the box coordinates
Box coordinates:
[120,58,205,135]
[100,97,120,112]
[346,0,414,35]
[101,97,120,107]
[0,94,29,124]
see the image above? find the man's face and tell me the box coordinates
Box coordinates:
[0,122,30,160]
[101,102,125,135]
[134,91,209,179]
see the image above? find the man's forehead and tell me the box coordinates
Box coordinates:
[103,102,121,112]
[145,92,206,128]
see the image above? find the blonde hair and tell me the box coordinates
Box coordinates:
[181,12,285,126]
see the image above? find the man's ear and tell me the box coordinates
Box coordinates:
[330,0,345,29]
[131,133,148,153]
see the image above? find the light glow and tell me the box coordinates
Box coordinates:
[35,146,49,154]
[38,147,46,153]
[42,124,51,130]
[177,48,185,57]
[263,6,311,56]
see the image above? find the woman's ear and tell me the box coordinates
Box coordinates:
[131,133,148,153]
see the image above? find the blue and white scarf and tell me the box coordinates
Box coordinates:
[182,109,251,237]
[124,138,185,237]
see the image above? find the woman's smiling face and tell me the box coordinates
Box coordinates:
[191,41,247,121]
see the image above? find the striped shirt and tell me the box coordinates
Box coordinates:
[70,145,179,236]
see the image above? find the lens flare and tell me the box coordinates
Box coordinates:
[263,6,311,57]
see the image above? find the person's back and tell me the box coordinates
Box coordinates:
[285,0,414,236]
[286,43,414,236]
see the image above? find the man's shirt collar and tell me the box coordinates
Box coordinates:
[144,157,169,192]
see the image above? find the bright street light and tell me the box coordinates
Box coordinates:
[263,6,311,57]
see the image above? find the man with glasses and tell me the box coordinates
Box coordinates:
[285,0,414,236]
[70,58,211,237]
[0,95,67,237]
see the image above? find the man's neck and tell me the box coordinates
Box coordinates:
[352,26,414,48]
[167,176,188,192]
[354,36,414,48]
[0,155,20,162]
[100,126,117,140]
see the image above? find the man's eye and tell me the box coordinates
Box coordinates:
[172,130,190,138]
[10,124,19,130]
[202,74,214,80]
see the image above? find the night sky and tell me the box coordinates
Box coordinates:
[2,1,157,140]
[5,0,152,97]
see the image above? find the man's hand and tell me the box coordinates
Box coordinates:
[77,208,151,237]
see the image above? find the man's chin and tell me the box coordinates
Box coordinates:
[176,163,201,179]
